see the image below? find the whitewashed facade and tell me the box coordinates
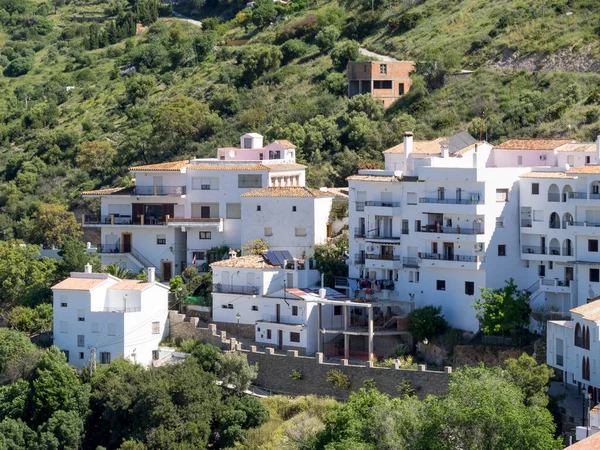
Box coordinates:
[52,265,169,368]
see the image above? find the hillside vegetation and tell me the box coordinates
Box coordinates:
[1,0,600,242]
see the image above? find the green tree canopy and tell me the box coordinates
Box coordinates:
[406,305,449,342]
[26,204,83,248]
[473,278,531,334]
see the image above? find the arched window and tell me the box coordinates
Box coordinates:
[586,326,591,350]
[563,239,573,257]
[548,184,560,202]
[549,212,560,229]
[575,323,583,347]
[587,357,591,380]
[562,185,573,202]
[563,213,574,229]
[549,238,560,256]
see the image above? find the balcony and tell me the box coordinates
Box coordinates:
[365,233,401,242]
[419,225,483,235]
[521,219,532,227]
[133,186,186,197]
[547,193,560,202]
[213,284,259,295]
[418,253,483,263]
[419,197,483,205]
[591,193,600,200]
[102,306,141,313]
[366,254,401,261]
[98,243,123,254]
[355,202,365,212]
[354,227,366,238]
[522,245,546,255]
[364,201,401,216]
[568,192,587,199]
[365,201,400,207]
[402,257,419,268]
[261,314,303,325]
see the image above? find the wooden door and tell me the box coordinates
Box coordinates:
[162,261,172,282]
[122,233,132,253]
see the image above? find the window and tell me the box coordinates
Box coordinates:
[60,302,67,308]
[496,217,504,228]
[156,234,166,245]
[78,309,85,321]
[402,220,409,234]
[266,329,272,339]
[407,193,417,205]
[108,323,116,336]
[79,352,84,360]
[292,306,298,316]
[92,322,99,333]
[63,351,69,362]
[379,64,387,74]
[334,305,342,316]
[264,227,273,236]
[532,183,539,195]
[226,203,241,219]
[414,220,421,232]
[77,335,85,347]
[295,228,307,237]
[238,174,262,188]
[465,281,474,296]
[415,271,420,283]
[290,332,301,343]
[259,153,263,160]
[252,305,258,311]
[549,261,553,270]
[589,240,598,252]
[192,177,217,190]
[152,350,160,360]
[192,251,205,262]
[498,245,506,256]
[227,304,234,309]
[587,156,591,164]
[496,189,509,202]
[257,205,261,211]
[292,206,297,212]
[590,269,600,283]
[199,231,212,240]
[60,321,68,333]
[152,322,160,334]
[373,80,392,89]
[436,280,446,291]
[100,352,111,364]
[518,155,523,166]
[539,264,545,277]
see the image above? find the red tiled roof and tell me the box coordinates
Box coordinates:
[494,138,573,150]
[241,187,334,198]
[566,433,600,449]
[108,280,153,291]
[272,139,296,149]
[82,187,131,196]
[52,277,109,291]
[129,160,190,171]
[568,165,600,175]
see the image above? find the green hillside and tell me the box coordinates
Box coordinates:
[1,0,600,240]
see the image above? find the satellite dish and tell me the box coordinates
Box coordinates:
[229,150,236,158]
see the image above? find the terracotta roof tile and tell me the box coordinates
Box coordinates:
[384,138,447,155]
[267,163,306,172]
[241,187,334,198]
[52,277,110,291]
[272,139,296,149]
[494,138,573,150]
[567,165,600,175]
[108,280,153,291]
[347,175,402,182]
[566,432,600,449]
[129,160,190,171]
[571,300,600,315]
[556,143,596,153]
[520,171,575,179]
[82,186,131,196]
[187,163,268,171]
[211,255,279,269]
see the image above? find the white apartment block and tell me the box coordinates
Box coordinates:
[344,132,600,332]
[52,265,169,368]
[81,133,336,281]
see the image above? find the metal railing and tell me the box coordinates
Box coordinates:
[354,227,366,238]
[591,193,600,200]
[365,233,401,241]
[133,185,186,196]
[402,257,419,267]
[419,225,483,235]
[98,240,121,253]
[84,215,169,226]
[521,219,532,227]
[366,254,401,261]
[365,201,400,207]
[354,254,365,264]
[102,307,141,312]
[419,253,481,262]
[419,252,438,260]
[572,221,600,227]
[563,247,574,256]
[522,245,546,255]
[547,193,561,202]
[262,314,303,325]
[213,284,259,295]
[568,192,587,199]
[419,197,483,205]
[549,246,561,256]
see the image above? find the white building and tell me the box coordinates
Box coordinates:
[52,264,169,368]
[344,132,600,332]
[81,133,336,280]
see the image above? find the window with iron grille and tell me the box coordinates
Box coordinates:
[290,332,300,343]
[77,335,85,347]
[199,231,211,239]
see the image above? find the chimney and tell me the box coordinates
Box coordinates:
[147,267,155,283]
[596,135,600,163]
[441,143,449,159]
[84,263,92,274]
[404,131,413,159]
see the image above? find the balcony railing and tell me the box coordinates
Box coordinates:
[102,307,141,313]
[547,193,560,202]
[522,245,546,255]
[262,314,302,325]
[133,185,186,196]
[98,243,122,253]
[419,197,483,205]
[355,202,365,211]
[213,284,259,295]
[366,254,401,261]
[541,278,570,287]
[420,225,483,235]
[365,201,400,207]
[549,246,561,256]
[568,192,587,199]
[365,233,401,241]
[402,257,419,268]
[563,247,574,256]
[419,253,482,262]
[354,227,366,238]
[591,193,600,200]
[354,254,366,265]
[556,354,563,367]
[521,219,532,227]
[572,221,600,227]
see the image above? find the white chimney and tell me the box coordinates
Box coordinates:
[84,263,92,274]
[596,135,600,163]
[473,151,478,168]
[147,267,155,283]
[319,288,327,299]
[404,131,413,159]
[441,143,449,159]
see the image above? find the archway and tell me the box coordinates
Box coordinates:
[549,212,560,229]
[548,184,560,202]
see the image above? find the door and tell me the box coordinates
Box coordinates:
[399,83,405,95]
[541,237,546,254]
[162,261,172,282]
[456,188,462,203]
[565,267,574,286]
[278,330,283,349]
[121,233,132,253]
[276,303,281,323]
[443,243,454,260]
[286,272,294,288]
[200,206,210,219]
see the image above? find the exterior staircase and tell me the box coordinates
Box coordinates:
[126,246,162,279]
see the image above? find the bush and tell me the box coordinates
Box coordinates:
[281,39,309,63]
[330,40,359,71]
[326,369,351,390]
[388,10,422,33]
[315,25,340,52]
[3,57,34,77]
[290,369,303,380]
[406,305,449,342]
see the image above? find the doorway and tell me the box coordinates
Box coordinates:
[276,304,281,323]
[443,243,454,260]
[565,267,574,286]
[162,261,172,282]
[201,206,210,219]
[278,330,283,349]
[121,233,132,253]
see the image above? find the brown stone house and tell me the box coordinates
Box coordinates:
[347,61,415,108]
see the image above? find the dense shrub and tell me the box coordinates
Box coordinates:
[3,57,33,77]
[281,38,309,62]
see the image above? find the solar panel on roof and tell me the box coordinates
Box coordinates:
[281,250,294,261]
[264,250,282,266]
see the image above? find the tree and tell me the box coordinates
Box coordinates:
[76,140,117,173]
[103,263,136,279]
[9,304,53,336]
[281,39,309,63]
[242,238,268,255]
[406,305,449,342]
[347,93,385,120]
[235,11,249,31]
[124,74,156,105]
[251,0,277,29]
[3,57,34,77]
[27,204,83,248]
[311,237,348,287]
[238,45,282,86]
[474,278,531,334]
[0,329,43,383]
[57,237,101,278]
[216,351,258,394]
[504,353,555,407]
[330,40,359,71]
[315,25,341,52]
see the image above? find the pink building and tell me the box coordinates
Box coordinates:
[217,133,297,163]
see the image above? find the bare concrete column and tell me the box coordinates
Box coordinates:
[368,306,374,362]
[317,303,322,354]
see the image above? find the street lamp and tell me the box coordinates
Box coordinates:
[236,313,241,336]
[422,338,429,367]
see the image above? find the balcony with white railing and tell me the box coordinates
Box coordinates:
[213,284,260,296]
[365,253,402,269]
[364,200,401,216]
[418,252,483,269]
[261,314,304,325]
